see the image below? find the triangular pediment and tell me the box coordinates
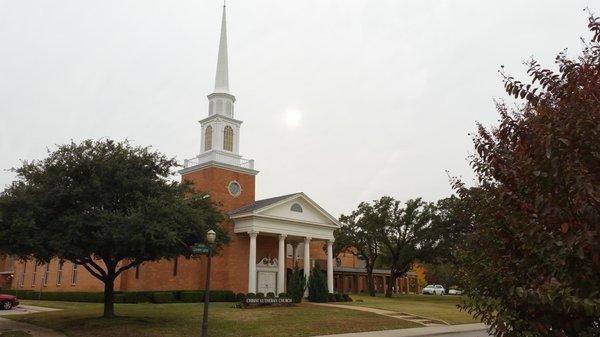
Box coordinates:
[230,193,340,228]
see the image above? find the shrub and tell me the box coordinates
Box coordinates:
[122,292,153,304]
[42,292,104,302]
[277,292,288,298]
[334,292,343,302]
[151,292,174,303]
[114,294,125,303]
[308,261,328,303]
[210,290,235,302]
[179,290,235,303]
[256,292,265,299]
[266,292,275,298]
[180,291,204,303]
[2,289,234,304]
[235,293,246,302]
[327,293,336,302]
[123,292,141,303]
[342,293,352,302]
[246,293,256,299]
[287,264,306,303]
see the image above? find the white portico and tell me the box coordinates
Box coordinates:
[229,193,339,295]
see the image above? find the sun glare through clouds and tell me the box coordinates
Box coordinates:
[284,109,302,128]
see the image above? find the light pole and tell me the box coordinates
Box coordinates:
[201,229,216,337]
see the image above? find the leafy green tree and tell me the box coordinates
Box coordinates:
[372,197,439,297]
[336,203,383,296]
[455,15,600,336]
[287,263,306,303]
[308,261,328,302]
[0,139,228,318]
[432,193,479,262]
[423,260,460,290]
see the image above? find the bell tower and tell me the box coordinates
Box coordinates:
[181,3,257,211]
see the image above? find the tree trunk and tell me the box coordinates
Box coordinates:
[103,278,115,318]
[366,265,376,297]
[385,274,396,298]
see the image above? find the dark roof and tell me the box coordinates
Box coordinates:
[333,266,416,276]
[229,193,299,216]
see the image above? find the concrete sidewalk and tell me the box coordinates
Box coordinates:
[311,303,448,327]
[315,323,490,337]
[0,305,62,316]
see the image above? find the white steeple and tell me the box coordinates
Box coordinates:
[214,3,229,93]
[181,2,256,175]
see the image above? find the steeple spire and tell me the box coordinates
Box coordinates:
[214,3,229,93]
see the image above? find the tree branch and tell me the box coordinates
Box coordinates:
[81,257,108,279]
[115,259,143,277]
[74,259,106,281]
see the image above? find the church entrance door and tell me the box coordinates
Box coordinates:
[257,271,277,294]
[256,257,279,294]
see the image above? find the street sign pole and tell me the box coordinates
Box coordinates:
[200,245,212,337]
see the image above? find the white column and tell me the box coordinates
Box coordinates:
[327,239,334,293]
[248,231,259,293]
[292,242,299,266]
[303,237,311,297]
[277,234,286,295]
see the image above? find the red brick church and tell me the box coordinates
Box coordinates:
[1,5,420,296]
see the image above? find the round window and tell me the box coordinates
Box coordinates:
[228,181,241,197]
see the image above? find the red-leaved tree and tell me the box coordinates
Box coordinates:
[455,14,600,336]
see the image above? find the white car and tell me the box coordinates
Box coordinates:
[422,284,445,295]
[448,289,463,295]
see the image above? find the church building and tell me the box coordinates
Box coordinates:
[1,5,421,297]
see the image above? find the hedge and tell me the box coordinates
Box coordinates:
[0,289,236,303]
[180,290,236,303]
[1,290,103,302]
[151,292,174,303]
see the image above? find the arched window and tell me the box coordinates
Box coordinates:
[204,126,213,151]
[223,126,233,151]
[291,203,303,212]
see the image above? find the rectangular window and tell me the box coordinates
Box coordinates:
[31,262,38,287]
[135,264,140,279]
[173,257,178,276]
[19,262,27,287]
[57,261,64,286]
[71,263,78,285]
[7,255,15,271]
[42,263,50,286]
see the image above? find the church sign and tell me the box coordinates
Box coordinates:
[244,297,293,307]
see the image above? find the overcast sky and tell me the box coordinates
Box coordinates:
[0,1,594,217]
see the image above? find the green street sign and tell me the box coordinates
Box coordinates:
[192,244,210,254]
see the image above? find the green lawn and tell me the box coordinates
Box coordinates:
[343,294,478,325]
[7,300,419,337]
[0,332,33,337]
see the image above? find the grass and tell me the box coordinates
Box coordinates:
[0,332,33,337]
[343,294,478,325]
[7,300,420,337]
